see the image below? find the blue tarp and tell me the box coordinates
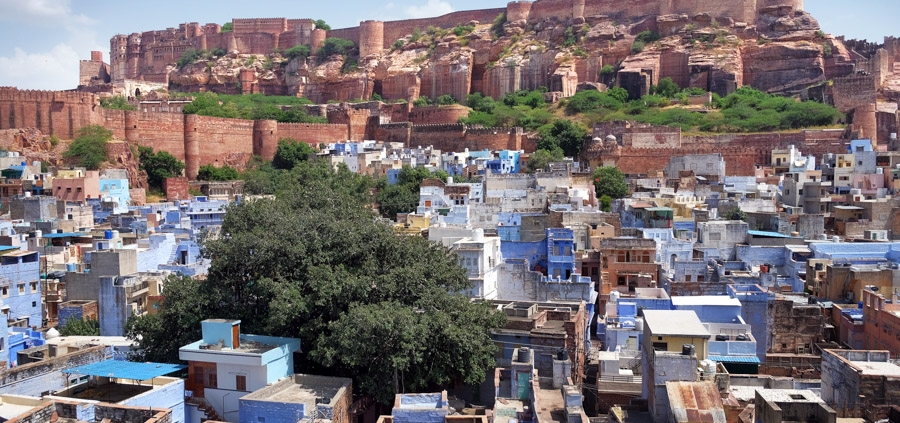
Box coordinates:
[748,230,792,238]
[63,359,186,380]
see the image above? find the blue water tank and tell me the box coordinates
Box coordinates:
[104,230,113,239]
[66,263,76,272]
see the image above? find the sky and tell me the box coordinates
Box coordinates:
[0,0,896,90]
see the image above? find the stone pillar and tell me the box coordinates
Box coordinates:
[572,0,586,23]
[184,114,201,179]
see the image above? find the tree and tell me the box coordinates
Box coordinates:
[139,146,185,190]
[59,317,100,336]
[197,164,240,181]
[376,166,448,220]
[272,138,316,170]
[593,166,628,199]
[314,19,331,30]
[537,119,589,157]
[284,45,311,61]
[221,22,233,32]
[125,162,504,404]
[64,125,112,170]
[525,147,565,173]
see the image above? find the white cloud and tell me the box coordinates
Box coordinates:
[0,0,95,27]
[0,45,81,90]
[0,0,102,90]
[405,0,454,19]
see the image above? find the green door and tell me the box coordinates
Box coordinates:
[517,372,530,399]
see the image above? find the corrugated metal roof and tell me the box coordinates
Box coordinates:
[666,381,726,423]
[42,232,88,238]
[708,355,761,364]
[63,359,185,380]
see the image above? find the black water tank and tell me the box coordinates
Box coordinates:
[682,344,695,356]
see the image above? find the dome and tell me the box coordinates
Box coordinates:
[46,327,60,339]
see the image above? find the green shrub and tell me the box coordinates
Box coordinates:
[413,96,432,107]
[392,39,405,50]
[453,25,475,36]
[285,45,311,61]
[491,13,507,39]
[565,90,625,114]
[600,64,615,75]
[564,26,577,47]
[631,40,646,54]
[221,22,233,33]
[317,38,355,58]
[197,164,240,181]
[100,96,136,111]
[410,28,423,42]
[635,30,660,44]
[176,49,204,69]
[211,48,227,57]
[436,94,457,105]
[49,135,59,147]
[64,125,111,170]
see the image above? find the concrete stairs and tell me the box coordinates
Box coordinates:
[187,397,222,422]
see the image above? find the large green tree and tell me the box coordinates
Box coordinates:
[537,119,589,158]
[64,125,112,170]
[593,166,628,199]
[375,166,448,221]
[126,161,503,403]
[59,317,100,336]
[139,146,185,190]
[272,138,316,170]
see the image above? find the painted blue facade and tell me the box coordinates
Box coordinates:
[727,284,773,362]
[499,150,521,174]
[546,228,576,280]
[158,240,209,277]
[137,233,177,273]
[98,178,130,212]
[848,139,874,153]
[672,296,743,323]
[239,399,304,423]
[500,240,547,273]
[184,197,228,231]
[8,327,45,367]
[387,168,402,185]
[0,251,42,329]
[58,305,87,329]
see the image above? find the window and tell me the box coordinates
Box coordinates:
[17,284,24,294]
[207,372,217,388]
[30,282,37,292]
[31,301,36,307]
[194,367,204,384]
[236,375,246,391]
[685,275,692,282]
[1,286,7,298]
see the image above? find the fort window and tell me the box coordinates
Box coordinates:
[18,284,24,294]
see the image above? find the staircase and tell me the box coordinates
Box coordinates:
[187,397,222,422]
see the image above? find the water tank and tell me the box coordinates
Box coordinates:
[818,234,828,241]
[447,176,454,184]
[34,230,42,238]
[104,230,113,239]
[473,228,484,242]
[66,263,76,272]
[877,167,884,175]
[682,344,695,356]
[703,359,717,374]
[557,350,567,360]
[634,317,644,332]
[609,291,620,304]
[517,347,532,363]
[833,236,841,243]
[45,328,60,339]
[111,230,119,238]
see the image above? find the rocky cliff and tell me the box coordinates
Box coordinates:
[167,4,854,102]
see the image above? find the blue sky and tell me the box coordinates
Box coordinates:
[0,0,896,90]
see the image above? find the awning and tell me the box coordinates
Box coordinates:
[709,355,761,364]
[63,359,186,381]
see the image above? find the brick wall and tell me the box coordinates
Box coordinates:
[408,105,470,125]
[277,122,349,144]
[164,177,190,201]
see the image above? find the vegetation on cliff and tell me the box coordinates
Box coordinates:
[139,146,185,190]
[99,96,136,111]
[197,164,241,181]
[126,160,504,403]
[64,125,112,170]
[181,92,327,123]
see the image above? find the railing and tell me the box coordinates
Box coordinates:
[599,374,642,384]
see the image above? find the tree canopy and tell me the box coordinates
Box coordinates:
[272,138,316,170]
[139,146,185,190]
[64,125,112,170]
[525,147,565,173]
[126,160,504,403]
[537,119,589,158]
[197,164,240,181]
[593,166,628,199]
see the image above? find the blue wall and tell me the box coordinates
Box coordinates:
[239,398,304,423]
[123,378,185,423]
[501,240,547,273]
[0,251,42,328]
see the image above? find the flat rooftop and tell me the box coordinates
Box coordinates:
[241,374,350,408]
[850,361,900,376]
[672,296,741,307]
[643,310,710,338]
[756,389,825,404]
